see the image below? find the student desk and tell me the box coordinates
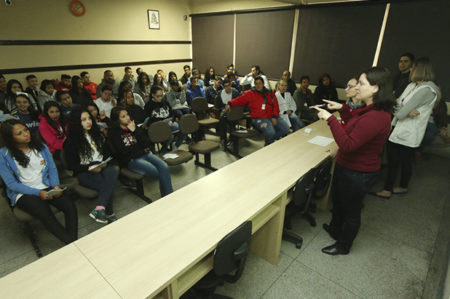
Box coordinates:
[0,119,336,299]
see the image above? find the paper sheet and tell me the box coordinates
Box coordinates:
[163,153,179,159]
[307,136,335,147]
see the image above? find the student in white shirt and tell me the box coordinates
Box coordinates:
[95,85,116,118]
[241,65,270,90]
[275,80,305,131]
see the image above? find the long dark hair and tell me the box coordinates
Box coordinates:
[318,73,334,88]
[110,106,127,128]
[137,72,151,90]
[363,66,396,113]
[42,101,66,134]
[15,93,39,121]
[71,75,82,94]
[6,79,23,97]
[1,119,44,167]
[118,81,132,105]
[204,66,216,83]
[67,107,105,160]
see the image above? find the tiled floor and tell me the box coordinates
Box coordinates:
[0,132,449,298]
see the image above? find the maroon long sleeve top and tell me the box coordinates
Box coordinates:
[327,104,391,172]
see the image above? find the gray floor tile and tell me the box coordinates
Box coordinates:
[0,250,39,278]
[297,230,429,298]
[215,252,294,299]
[262,259,360,299]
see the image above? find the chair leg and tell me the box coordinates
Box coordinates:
[282,229,303,249]
[24,222,43,258]
[122,179,153,203]
[303,212,316,227]
[193,153,217,171]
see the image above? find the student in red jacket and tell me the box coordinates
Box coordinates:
[81,71,98,100]
[39,101,68,157]
[226,76,289,145]
[314,67,395,255]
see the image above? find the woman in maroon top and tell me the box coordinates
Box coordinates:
[314,67,395,255]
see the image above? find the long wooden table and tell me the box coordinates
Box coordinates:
[0,119,336,299]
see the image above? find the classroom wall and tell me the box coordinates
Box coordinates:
[0,0,192,85]
[189,0,290,14]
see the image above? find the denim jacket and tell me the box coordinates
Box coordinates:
[0,144,60,207]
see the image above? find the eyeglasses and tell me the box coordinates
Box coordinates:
[345,85,356,90]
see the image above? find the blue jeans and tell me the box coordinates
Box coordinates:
[288,113,305,132]
[252,117,289,145]
[173,108,190,119]
[128,153,173,197]
[329,164,378,251]
[163,118,185,147]
[77,164,119,215]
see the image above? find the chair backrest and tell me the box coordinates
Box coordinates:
[227,106,245,122]
[313,157,333,198]
[179,114,199,134]
[292,168,317,212]
[191,97,208,114]
[148,121,172,143]
[214,220,252,283]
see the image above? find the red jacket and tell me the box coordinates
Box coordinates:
[84,82,98,100]
[54,83,71,91]
[229,89,280,119]
[38,115,67,154]
[327,104,391,172]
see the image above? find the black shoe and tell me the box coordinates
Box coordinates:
[322,224,339,241]
[321,243,349,255]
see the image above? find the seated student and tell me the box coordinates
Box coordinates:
[181,65,191,85]
[275,80,304,132]
[38,80,56,112]
[226,76,289,145]
[241,65,270,90]
[80,71,98,100]
[4,79,38,114]
[157,69,169,91]
[165,79,189,119]
[281,70,297,96]
[204,66,216,87]
[12,93,40,136]
[121,66,137,90]
[39,101,67,156]
[215,78,240,145]
[119,89,147,125]
[134,72,152,103]
[153,73,168,93]
[69,75,93,107]
[96,70,120,99]
[293,76,318,124]
[25,74,40,102]
[0,119,78,244]
[206,76,222,104]
[64,107,119,224]
[108,107,173,197]
[118,81,145,108]
[0,74,7,106]
[223,71,241,93]
[54,74,72,91]
[188,68,205,89]
[167,71,184,91]
[55,90,77,118]
[136,67,144,76]
[145,85,184,149]
[86,102,109,135]
[186,77,206,106]
[313,73,338,105]
[95,85,116,118]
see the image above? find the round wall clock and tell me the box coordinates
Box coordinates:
[70,0,86,17]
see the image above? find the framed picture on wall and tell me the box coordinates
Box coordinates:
[148,10,160,29]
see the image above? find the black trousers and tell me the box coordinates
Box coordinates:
[384,141,415,191]
[328,164,378,251]
[15,192,78,244]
